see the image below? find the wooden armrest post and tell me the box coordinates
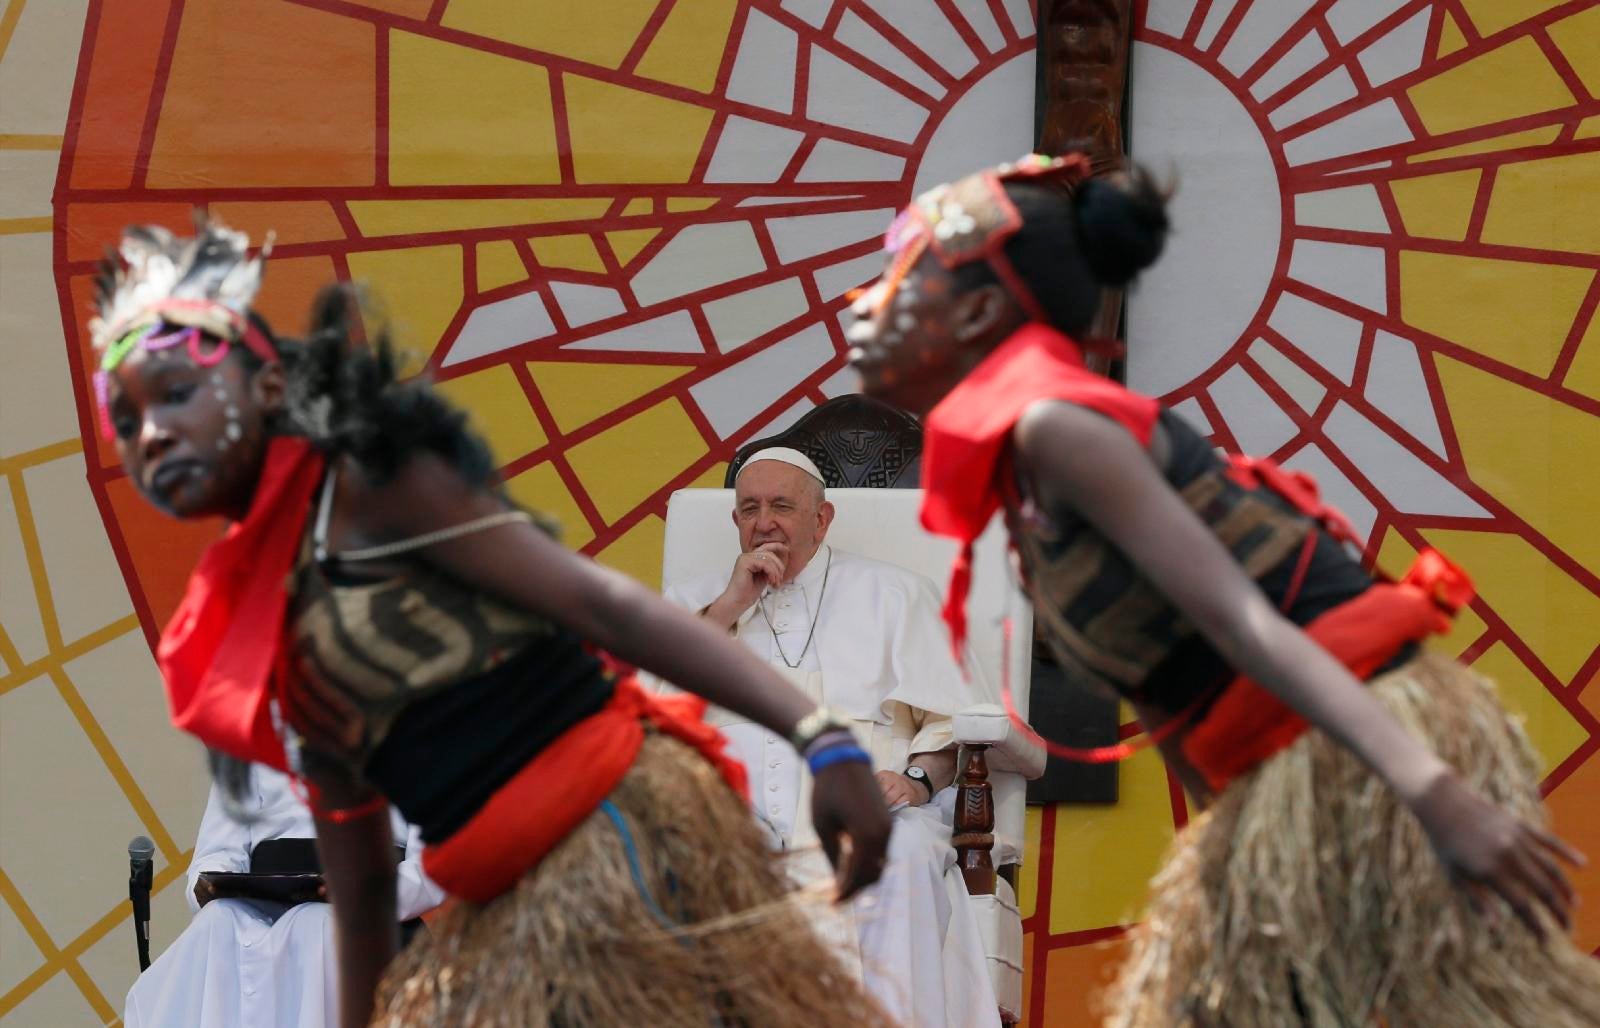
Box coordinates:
[953,744,997,896]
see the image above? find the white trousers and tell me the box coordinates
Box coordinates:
[123,898,337,1028]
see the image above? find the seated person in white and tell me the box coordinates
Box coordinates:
[661,447,999,1028]
[124,764,443,1028]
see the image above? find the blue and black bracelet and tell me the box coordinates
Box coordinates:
[806,741,871,775]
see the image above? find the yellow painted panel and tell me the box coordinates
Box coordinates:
[1435,355,1600,588]
[1411,125,1562,162]
[1389,169,1481,240]
[687,461,730,489]
[506,462,594,550]
[607,228,660,266]
[1399,251,1591,376]
[531,233,607,273]
[1549,6,1600,102]
[1423,526,1600,683]
[622,197,652,216]
[527,360,690,434]
[1048,747,1174,934]
[1379,527,1491,656]
[349,197,611,237]
[1457,0,1570,37]
[432,366,547,465]
[634,0,740,93]
[1579,115,1600,141]
[1482,152,1600,255]
[596,514,667,588]
[1408,39,1573,136]
[1560,309,1600,401]
[1018,805,1043,920]
[347,244,463,359]
[1437,12,1467,57]
[442,0,661,68]
[476,240,527,293]
[1469,642,1587,775]
[668,197,719,213]
[566,75,716,184]
[568,399,709,523]
[389,31,559,186]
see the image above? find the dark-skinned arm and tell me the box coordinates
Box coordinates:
[300,748,399,1028]
[337,454,890,898]
[1013,399,1582,936]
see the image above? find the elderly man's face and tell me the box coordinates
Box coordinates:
[732,460,834,582]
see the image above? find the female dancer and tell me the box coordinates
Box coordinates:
[94,220,892,1027]
[848,154,1600,1025]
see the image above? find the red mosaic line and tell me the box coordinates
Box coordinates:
[753,0,950,108]
[375,23,390,187]
[988,0,1021,47]
[548,70,576,186]
[1535,26,1594,104]
[1463,164,1498,242]
[427,0,448,23]
[619,0,679,76]
[1182,0,1215,46]
[933,0,990,60]
[838,0,961,93]
[130,0,187,192]
[1421,0,1447,63]
[510,362,609,539]
[1022,803,1058,1028]
[1205,0,1257,63]
[1232,0,1344,93]
[1549,271,1600,389]
[282,0,920,157]
[1440,0,1480,43]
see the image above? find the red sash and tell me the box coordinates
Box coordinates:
[421,677,748,903]
[919,323,1158,658]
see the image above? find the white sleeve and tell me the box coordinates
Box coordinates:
[185,781,252,913]
[394,816,446,921]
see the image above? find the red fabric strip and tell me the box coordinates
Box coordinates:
[421,677,747,904]
[157,436,324,770]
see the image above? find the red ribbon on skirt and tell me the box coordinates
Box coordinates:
[421,677,748,904]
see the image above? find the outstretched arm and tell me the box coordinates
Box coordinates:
[339,454,890,899]
[1014,399,1581,935]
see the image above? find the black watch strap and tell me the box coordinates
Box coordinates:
[904,765,934,800]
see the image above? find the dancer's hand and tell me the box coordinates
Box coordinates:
[1415,771,1584,938]
[811,760,892,902]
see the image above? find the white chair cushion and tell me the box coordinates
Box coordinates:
[954,703,1047,779]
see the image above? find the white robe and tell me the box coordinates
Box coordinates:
[123,767,444,1028]
[664,546,1000,1028]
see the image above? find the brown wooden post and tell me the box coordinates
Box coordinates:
[953,744,997,896]
[1035,0,1137,375]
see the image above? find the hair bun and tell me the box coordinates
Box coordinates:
[1071,169,1170,287]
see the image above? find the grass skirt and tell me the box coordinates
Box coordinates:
[1106,653,1600,1027]
[372,732,891,1027]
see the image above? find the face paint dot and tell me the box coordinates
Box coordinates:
[225,421,243,442]
[216,438,229,451]
[225,404,240,419]
[894,312,914,332]
[211,371,225,385]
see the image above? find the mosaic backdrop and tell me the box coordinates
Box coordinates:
[1,0,1598,1024]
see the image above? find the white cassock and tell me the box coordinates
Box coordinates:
[663,546,1000,1028]
[123,766,444,1028]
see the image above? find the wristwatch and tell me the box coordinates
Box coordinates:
[903,765,934,802]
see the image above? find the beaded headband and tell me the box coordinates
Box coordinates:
[90,217,276,439]
[867,152,1095,321]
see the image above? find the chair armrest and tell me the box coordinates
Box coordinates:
[953,704,1046,779]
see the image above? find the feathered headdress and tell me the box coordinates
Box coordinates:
[91,214,277,438]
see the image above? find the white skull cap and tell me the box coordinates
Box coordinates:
[737,446,825,487]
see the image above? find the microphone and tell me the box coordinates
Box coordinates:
[128,836,154,972]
